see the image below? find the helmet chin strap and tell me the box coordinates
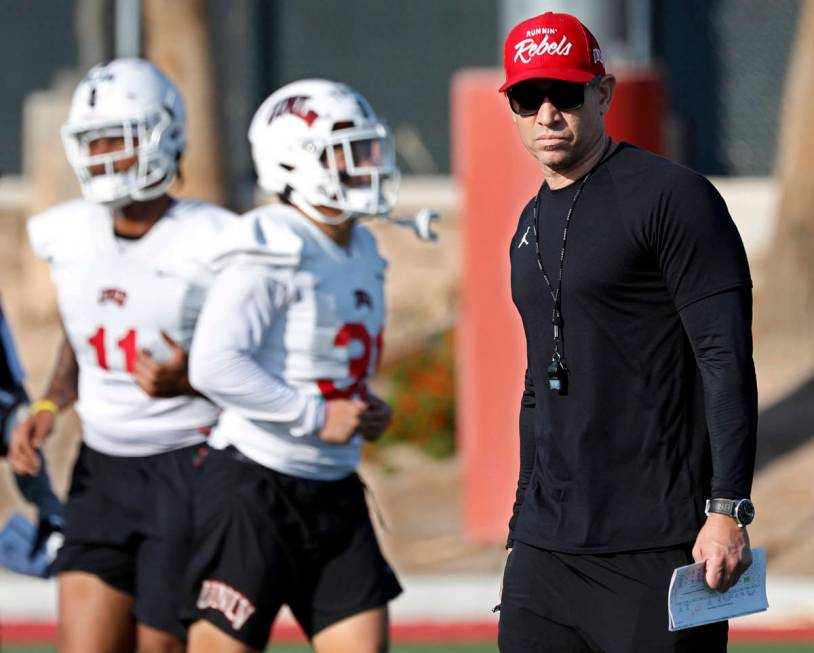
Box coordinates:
[96,175,174,211]
[86,161,177,210]
[289,189,359,226]
[99,193,134,211]
[130,171,176,202]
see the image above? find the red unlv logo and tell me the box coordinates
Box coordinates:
[267,96,319,126]
[98,288,128,306]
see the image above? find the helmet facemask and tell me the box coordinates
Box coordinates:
[308,124,400,225]
[61,108,177,209]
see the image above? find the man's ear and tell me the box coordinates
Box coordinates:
[598,75,616,115]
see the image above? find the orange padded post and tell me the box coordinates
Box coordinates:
[452,69,537,542]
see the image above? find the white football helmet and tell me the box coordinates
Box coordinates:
[62,58,186,208]
[249,79,399,225]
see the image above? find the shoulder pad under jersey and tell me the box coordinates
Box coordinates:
[27,199,103,263]
[213,204,305,270]
[164,200,239,268]
[353,223,388,274]
[167,199,237,232]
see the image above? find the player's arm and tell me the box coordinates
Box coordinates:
[0,305,29,457]
[507,367,537,549]
[43,333,79,410]
[9,329,78,476]
[680,287,757,592]
[189,262,363,444]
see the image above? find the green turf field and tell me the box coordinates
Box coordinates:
[4,643,814,652]
[732,647,814,653]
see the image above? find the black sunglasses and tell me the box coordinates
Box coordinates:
[507,77,601,116]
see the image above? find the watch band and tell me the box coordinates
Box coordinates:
[706,498,737,516]
[705,498,754,527]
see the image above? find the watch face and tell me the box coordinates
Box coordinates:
[736,500,755,525]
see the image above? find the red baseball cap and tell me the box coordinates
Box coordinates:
[499,12,605,92]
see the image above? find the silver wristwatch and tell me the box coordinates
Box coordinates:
[704,498,755,527]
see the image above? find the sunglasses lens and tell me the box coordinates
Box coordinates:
[548,83,585,110]
[508,85,545,116]
[508,81,586,115]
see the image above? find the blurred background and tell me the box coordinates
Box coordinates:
[0,0,812,649]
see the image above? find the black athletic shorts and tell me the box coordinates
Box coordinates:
[183,446,402,651]
[54,442,208,640]
[499,540,728,653]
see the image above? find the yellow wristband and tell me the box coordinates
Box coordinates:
[30,399,59,416]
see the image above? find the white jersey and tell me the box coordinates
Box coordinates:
[28,198,237,456]
[189,204,387,480]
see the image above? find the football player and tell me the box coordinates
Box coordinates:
[0,298,65,579]
[184,79,405,653]
[0,299,30,459]
[0,302,28,429]
[8,58,236,653]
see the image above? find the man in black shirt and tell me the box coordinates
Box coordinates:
[497,12,757,653]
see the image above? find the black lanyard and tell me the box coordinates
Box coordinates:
[531,138,613,392]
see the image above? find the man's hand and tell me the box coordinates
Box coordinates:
[692,513,752,592]
[319,399,367,444]
[9,410,56,476]
[358,394,392,442]
[134,332,195,398]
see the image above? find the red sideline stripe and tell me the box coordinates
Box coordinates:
[270,622,499,643]
[2,622,496,645]
[730,626,814,643]
[392,622,499,642]
[0,622,57,644]
[2,621,813,645]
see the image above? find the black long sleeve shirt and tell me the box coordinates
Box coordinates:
[508,144,757,553]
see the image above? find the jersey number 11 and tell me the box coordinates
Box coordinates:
[88,326,138,373]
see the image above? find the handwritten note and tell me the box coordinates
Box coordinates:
[668,547,768,631]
